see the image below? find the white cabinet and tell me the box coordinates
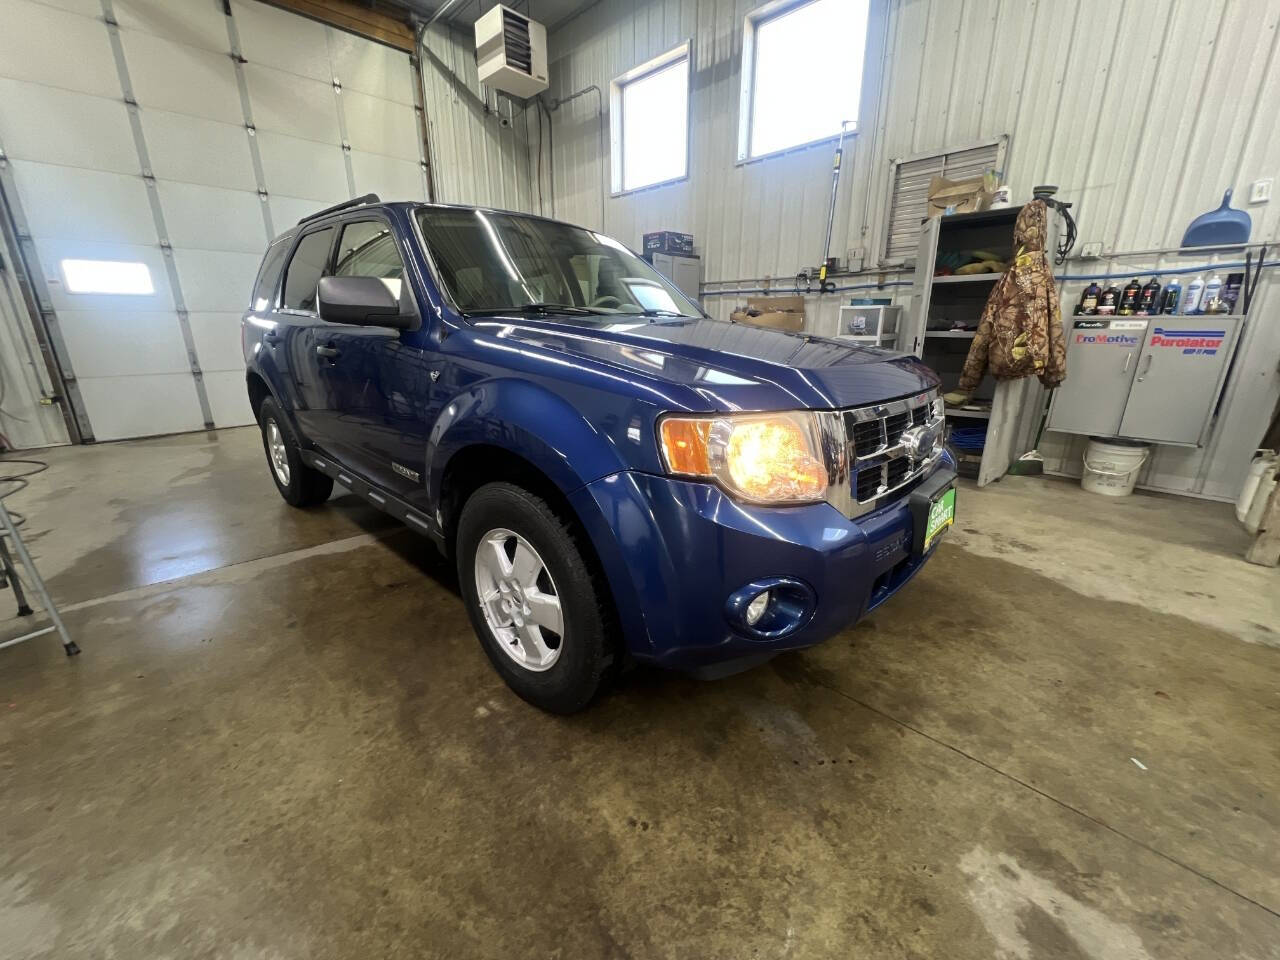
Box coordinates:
[648,252,701,304]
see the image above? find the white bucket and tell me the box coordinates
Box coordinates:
[1081,438,1149,497]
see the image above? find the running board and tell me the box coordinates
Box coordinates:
[305,451,446,550]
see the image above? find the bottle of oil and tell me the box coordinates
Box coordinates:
[1160,278,1181,314]
[1077,281,1101,315]
[1117,278,1142,316]
[1097,285,1120,315]
[1136,278,1161,315]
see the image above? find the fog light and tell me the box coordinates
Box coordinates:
[725,577,816,640]
[745,591,771,625]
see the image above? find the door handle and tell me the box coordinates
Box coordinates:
[1122,351,1133,373]
[316,344,341,359]
[1135,353,1153,382]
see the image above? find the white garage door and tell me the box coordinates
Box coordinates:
[0,0,428,440]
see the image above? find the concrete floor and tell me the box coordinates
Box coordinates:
[2,427,1277,959]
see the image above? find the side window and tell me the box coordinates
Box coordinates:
[282,227,336,311]
[250,236,290,311]
[334,220,406,282]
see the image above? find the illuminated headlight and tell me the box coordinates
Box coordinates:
[658,411,828,504]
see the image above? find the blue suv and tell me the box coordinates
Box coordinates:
[242,195,956,712]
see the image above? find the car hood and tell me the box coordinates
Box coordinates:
[467,314,939,411]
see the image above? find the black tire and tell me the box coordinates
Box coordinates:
[258,396,333,508]
[456,482,617,714]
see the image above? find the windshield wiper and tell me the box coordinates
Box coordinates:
[464,302,610,317]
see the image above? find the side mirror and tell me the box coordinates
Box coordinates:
[317,276,415,329]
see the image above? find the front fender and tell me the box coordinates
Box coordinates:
[425,377,631,504]
[427,378,655,657]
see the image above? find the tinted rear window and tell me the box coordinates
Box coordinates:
[250,237,290,311]
[282,227,335,311]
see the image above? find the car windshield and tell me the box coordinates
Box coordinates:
[415,207,702,319]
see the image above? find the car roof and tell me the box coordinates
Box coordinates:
[269,200,583,248]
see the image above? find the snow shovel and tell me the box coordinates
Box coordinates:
[1181,189,1251,249]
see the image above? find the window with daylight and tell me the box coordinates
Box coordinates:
[739,0,870,161]
[60,259,154,295]
[609,42,690,194]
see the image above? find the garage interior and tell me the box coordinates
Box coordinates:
[2,0,1279,957]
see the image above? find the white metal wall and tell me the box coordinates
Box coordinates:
[420,21,537,212]
[0,0,433,441]
[544,0,1280,501]
[545,0,1280,295]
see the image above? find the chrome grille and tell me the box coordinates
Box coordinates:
[834,392,942,511]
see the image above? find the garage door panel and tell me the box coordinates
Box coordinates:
[78,373,204,439]
[188,311,246,371]
[57,308,190,378]
[343,91,419,161]
[13,160,157,244]
[0,0,119,97]
[244,63,340,143]
[114,0,231,54]
[121,28,243,124]
[268,194,339,233]
[230,0,331,83]
[203,369,254,427]
[34,239,174,313]
[155,181,267,253]
[25,0,102,16]
[257,132,349,202]
[174,248,261,313]
[328,30,413,105]
[0,79,137,175]
[142,111,256,191]
[350,151,423,201]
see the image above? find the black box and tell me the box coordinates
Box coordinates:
[642,231,694,256]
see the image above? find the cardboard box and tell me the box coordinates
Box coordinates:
[927,175,994,219]
[731,295,805,333]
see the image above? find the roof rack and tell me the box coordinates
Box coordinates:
[297,193,381,225]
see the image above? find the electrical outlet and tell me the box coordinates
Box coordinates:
[1081,241,1103,258]
[1249,178,1272,204]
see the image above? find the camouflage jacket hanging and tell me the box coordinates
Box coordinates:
[957,199,1067,391]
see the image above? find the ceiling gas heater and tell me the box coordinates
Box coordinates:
[474,4,548,98]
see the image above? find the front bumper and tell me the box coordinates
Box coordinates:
[571,453,956,670]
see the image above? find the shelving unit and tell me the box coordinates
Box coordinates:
[903,204,1060,485]
[931,273,1001,285]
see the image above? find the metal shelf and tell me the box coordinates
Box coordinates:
[932,273,1001,285]
[946,406,992,420]
[925,329,977,338]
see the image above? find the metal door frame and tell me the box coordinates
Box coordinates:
[0,165,91,443]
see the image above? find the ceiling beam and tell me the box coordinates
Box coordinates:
[254,0,416,51]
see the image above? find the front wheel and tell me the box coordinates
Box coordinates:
[258,396,333,507]
[456,482,616,714]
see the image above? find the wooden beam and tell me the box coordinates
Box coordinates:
[254,0,416,52]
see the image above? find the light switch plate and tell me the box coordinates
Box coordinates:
[1249,178,1272,204]
[1081,241,1103,258]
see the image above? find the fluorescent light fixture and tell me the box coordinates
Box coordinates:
[60,259,154,295]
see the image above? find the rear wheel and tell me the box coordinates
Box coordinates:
[258,396,333,507]
[457,482,615,713]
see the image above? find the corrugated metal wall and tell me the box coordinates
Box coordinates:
[420,21,537,213]
[545,0,1280,288]
[544,0,1280,501]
